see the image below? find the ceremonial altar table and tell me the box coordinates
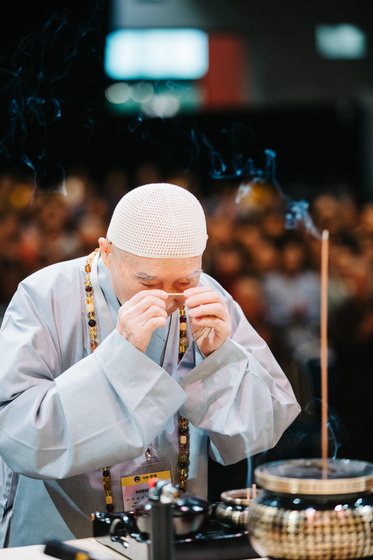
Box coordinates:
[0,538,264,560]
[0,539,122,560]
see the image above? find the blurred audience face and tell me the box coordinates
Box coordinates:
[249,237,280,274]
[230,275,267,324]
[282,240,307,275]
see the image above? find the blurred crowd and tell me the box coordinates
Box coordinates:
[1,164,373,463]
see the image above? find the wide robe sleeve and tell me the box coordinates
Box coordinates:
[0,261,187,480]
[178,276,301,464]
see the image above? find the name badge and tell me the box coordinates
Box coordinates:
[121,463,172,510]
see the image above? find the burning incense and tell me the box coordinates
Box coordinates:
[246,483,257,503]
[321,229,329,476]
[167,293,184,296]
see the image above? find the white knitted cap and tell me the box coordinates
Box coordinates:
[107,183,208,258]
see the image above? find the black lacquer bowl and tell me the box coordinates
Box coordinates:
[135,491,210,537]
[247,458,373,560]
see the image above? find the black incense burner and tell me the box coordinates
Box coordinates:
[93,479,259,560]
[247,458,373,560]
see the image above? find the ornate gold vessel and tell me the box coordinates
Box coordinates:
[216,488,251,530]
[247,458,373,560]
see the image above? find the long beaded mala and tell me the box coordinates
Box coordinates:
[177,304,189,492]
[84,249,190,512]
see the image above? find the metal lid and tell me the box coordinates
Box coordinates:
[254,458,373,496]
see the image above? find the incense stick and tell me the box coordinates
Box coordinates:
[246,487,250,503]
[166,293,184,296]
[321,229,329,477]
[246,483,257,504]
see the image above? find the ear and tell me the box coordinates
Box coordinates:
[98,237,112,268]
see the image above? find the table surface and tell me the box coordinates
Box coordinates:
[0,538,264,560]
[0,539,129,559]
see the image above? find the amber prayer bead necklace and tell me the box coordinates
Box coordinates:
[84,249,190,512]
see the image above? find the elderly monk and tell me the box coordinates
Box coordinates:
[0,183,300,547]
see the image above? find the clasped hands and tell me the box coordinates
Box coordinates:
[116,286,231,356]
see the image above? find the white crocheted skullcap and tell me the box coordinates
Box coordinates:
[107,183,208,258]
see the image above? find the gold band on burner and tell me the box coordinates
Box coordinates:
[255,469,373,495]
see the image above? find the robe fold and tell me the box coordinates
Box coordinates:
[0,252,300,547]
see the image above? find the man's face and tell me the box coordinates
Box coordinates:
[99,238,202,315]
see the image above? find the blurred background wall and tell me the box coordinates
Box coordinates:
[0,0,372,199]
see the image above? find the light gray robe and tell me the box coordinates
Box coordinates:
[0,252,300,547]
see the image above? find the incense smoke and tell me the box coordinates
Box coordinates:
[235,149,321,238]
[128,117,322,239]
[0,3,104,191]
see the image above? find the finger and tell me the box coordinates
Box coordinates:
[130,289,169,304]
[183,286,212,298]
[141,314,168,330]
[120,303,168,325]
[190,315,230,331]
[124,294,167,313]
[187,302,229,320]
[143,304,168,320]
[185,291,222,309]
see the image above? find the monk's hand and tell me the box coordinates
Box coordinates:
[116,290,168,353]
[184,286,231,357]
